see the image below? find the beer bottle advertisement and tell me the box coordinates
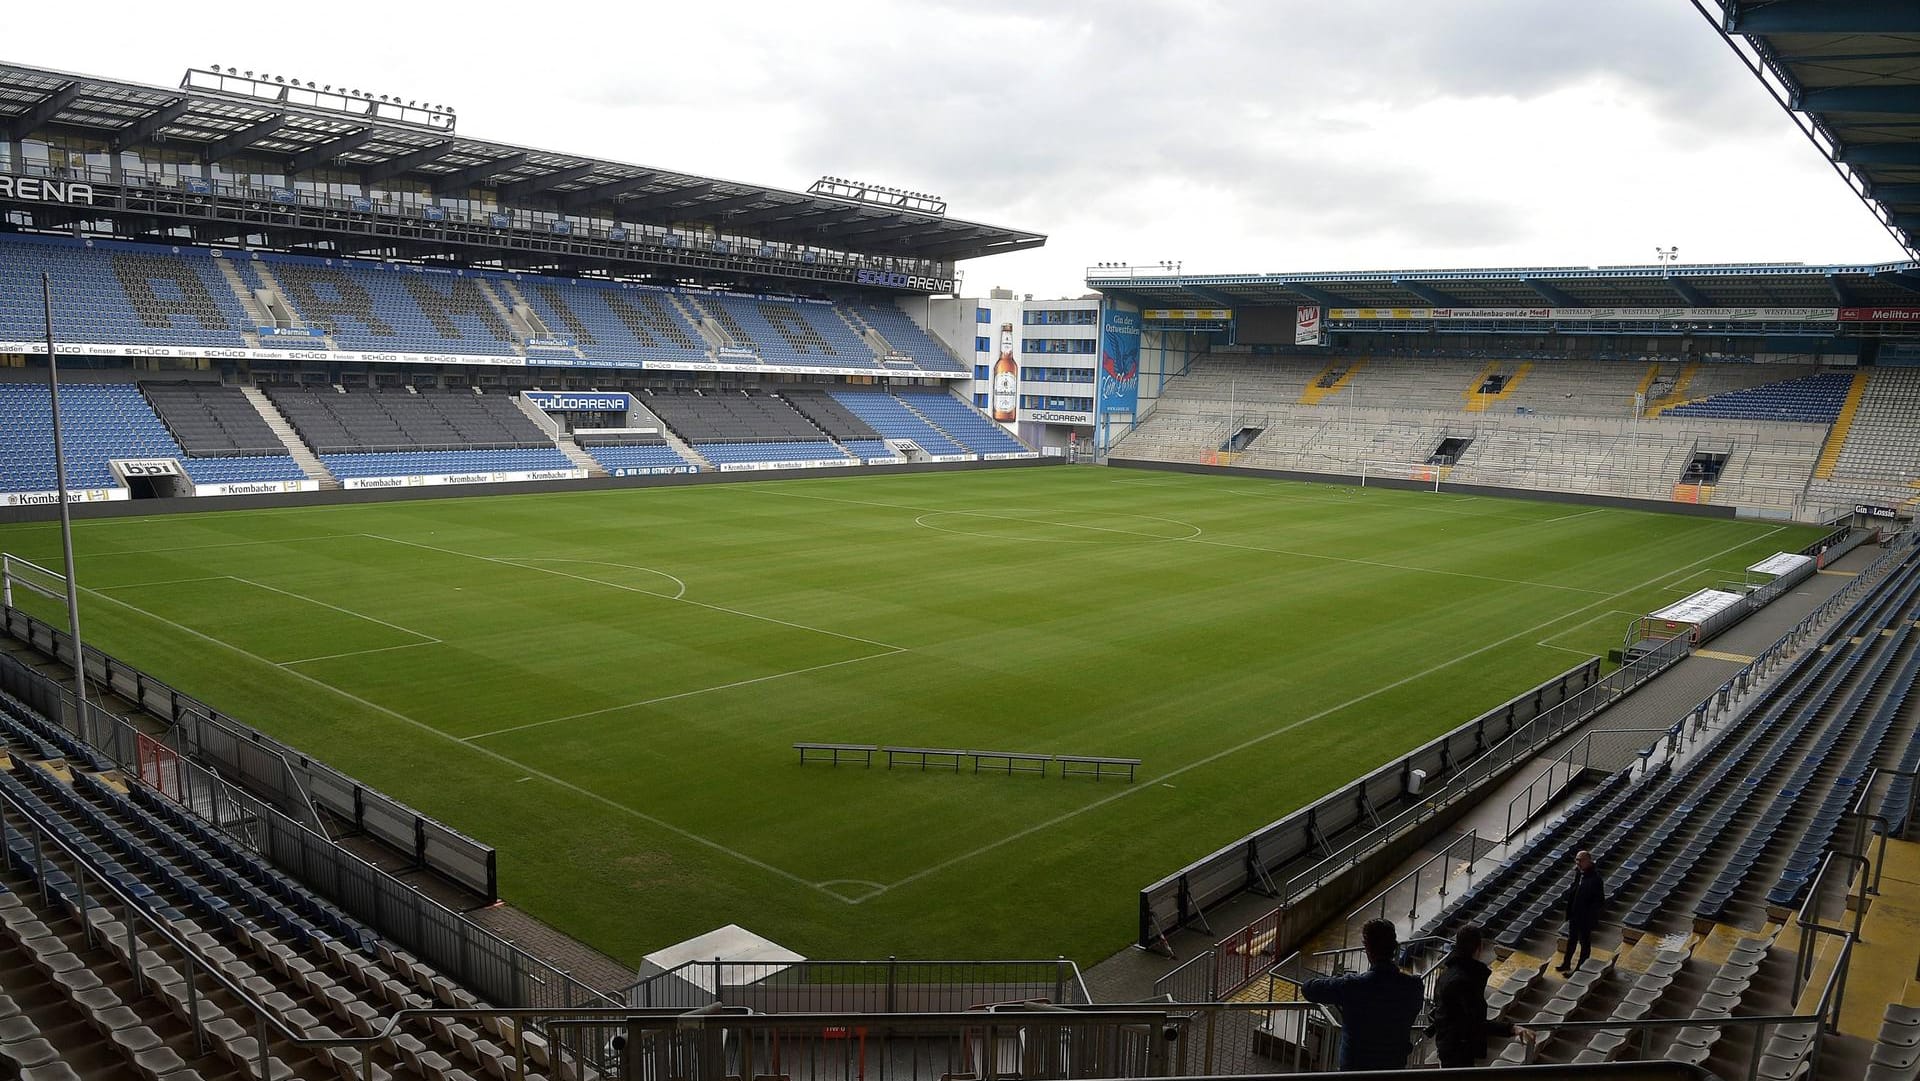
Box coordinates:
[991,323,1019,423]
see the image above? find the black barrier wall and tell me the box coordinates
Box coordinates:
[1137,658,1605,949]
[1,605,498,900]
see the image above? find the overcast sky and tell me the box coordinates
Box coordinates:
[9,0,1910,296]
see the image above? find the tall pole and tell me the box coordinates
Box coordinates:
[42,273,87,714]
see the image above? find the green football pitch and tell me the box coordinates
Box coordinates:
[0,467,1820,965]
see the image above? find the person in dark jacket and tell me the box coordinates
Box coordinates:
[1430,925,1535,1067]
[1302,919,1425,1071]
[1558,849,1606,973]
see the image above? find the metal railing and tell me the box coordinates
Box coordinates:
[1342,834,1484,949]
[1503,732,1593,843]
[0,602,498,899]
[620,957,1091,1012]
[0,629,612,1013]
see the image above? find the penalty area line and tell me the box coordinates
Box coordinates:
[73,581,847,904]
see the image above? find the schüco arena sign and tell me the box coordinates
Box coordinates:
[0,176,96,206]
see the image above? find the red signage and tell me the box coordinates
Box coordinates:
[1838,307,1920,321]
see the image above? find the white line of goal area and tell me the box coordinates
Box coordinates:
[1535,609,1646,658]
[864,524,1786,901]
[72,580,845,902]
[760,487,1614,596]
[94,572,442,662]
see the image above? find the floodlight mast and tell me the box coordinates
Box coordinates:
[41,273,87,713]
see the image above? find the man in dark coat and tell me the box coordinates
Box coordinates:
[1431,925,1534,1067]
[1558,849,1606,973]
[1302,919,1425,1071]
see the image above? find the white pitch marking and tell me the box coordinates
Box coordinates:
[363,533,909,653]
[226,574,439,644]
[280,640,441,666]
[72,582,845,902]
[867,525,1788,899]
[95,574,239,591]
[765,487,1610,595]
[507,557,688,600]
[462,649,907,742]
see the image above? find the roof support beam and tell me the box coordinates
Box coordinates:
[1871,183,1920,202]
[3,81,82,140]
[201,114,287,163]
[717,200,814,227]
[111,98,192,150]
[1280,282,1356,308]
[1730,0,1920,34]
[1837,143,1920,165]
[1394,280,1466,307]
[688,193,778,220]
[1797,86,1920,114]
[1665,276,1710,306]
[1876,270,1920,296]
[559,173,658,210]
[431,153,527,195]
[289,128,379,173]
[1182,285,1241,309]
[615,182,716,212]
[363,142,458,184]
[1522,278,1580,306]
[496,163,599,202]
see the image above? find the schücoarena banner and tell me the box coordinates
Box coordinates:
[1295,305,1322,345]
[1098,304,1142,415]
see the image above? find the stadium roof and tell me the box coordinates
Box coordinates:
[1699,1,1920,258]
[0,61,1043,263]
[1085,259,1920,310]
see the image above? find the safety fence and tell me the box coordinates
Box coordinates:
[0,602,497,899]
[621,958,1090,1012]
[0,634,617,1013]
[1137,657,1609,953]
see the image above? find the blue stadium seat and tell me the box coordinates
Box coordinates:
[0,383,306,494]
[1664,372,1854,423]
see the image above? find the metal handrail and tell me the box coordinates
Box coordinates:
[1503,732,1593,842]
[1343,831,1483,945]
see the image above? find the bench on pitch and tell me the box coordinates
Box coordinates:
[1057,755,1142,782]
[969,750,1052,775]
[882,746,970,771]
[794,742,878,767]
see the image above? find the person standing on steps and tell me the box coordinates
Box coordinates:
[1302,918,1426,1071]
[1558,849,1606,973]
[1431,925,1535,1067]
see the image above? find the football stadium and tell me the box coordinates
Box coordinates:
[1,3,1919,1079]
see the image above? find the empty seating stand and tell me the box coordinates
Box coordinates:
[828,390,972,457]
[0,382,306,494]
[1664,371,1854,423]
[895,391,1032,455]
[645,390,855,468]
[575,431,695,475]
[251,257,520,358]
[0,687,575,1081]
[0,234,251,349]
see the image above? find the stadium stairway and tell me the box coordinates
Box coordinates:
[1392,537,1920,1076]
[0,703,580,1081]
[238,387,338,490]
